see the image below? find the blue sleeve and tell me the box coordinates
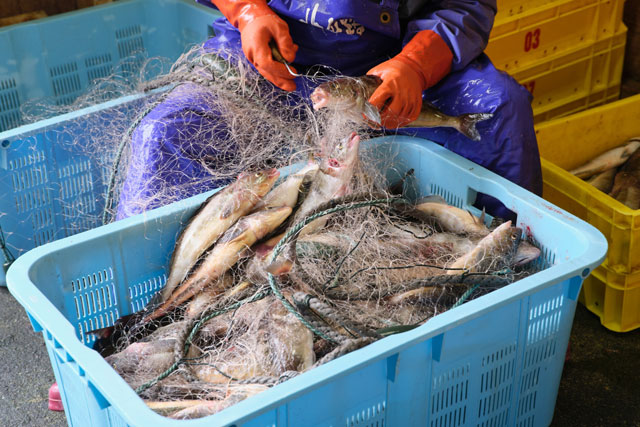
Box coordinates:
[405,0,497,71]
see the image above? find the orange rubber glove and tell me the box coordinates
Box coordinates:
[211,0,298,91]
[367,30,453,128]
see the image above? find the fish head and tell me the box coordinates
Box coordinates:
[237,168,280,197]
[310,75,381,111]
[512,241,541,266]
[322,132,361,180]
[490,221,521,254]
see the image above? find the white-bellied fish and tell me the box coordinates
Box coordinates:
[162,169,280,301]
[415,196,489,235]
[446,221,521,274]
[570,139,640,179]
[609,146,640,210]
[266,133,361,275]
[310,75,492,140]
[146,206,292,322]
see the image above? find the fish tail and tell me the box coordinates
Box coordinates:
[457,113,493,142]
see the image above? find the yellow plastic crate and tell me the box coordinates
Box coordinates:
[488,0,625,74]
[496,0,557,21]
[495,0,625,26]
[536,95,640,331]
[532,83,620,124]
[511,26,626,120]
[580,265,640,332]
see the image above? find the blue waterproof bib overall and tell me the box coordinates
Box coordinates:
[116,0,542,220]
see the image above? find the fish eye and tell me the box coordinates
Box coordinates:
[255,172,263,177]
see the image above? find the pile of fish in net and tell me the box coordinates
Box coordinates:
[97,164,543,419]
[24,47,542,419]
[570,138,640,209]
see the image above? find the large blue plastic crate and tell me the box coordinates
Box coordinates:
[0,92,161,287]
[0,0,221,132]
[7,136,607,426]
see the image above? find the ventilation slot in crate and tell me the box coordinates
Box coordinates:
[71,267,118,345]
[429,184,465,209]
[345,401,386,426]
[57,159,100,237]
[477,344,517,427]
[516,295,564,425]
[116,25,145,76]
[0,78,21,132]
[50,62,82,106]
[86,54,113,82]
[8,150,56,246]
[431,364,469,427]
[129,272,167,313]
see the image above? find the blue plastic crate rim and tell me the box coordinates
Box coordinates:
[0,0,221,132]
[6,136,608,426]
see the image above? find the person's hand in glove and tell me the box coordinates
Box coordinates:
[367,30,453,128]
[212,0,298,91]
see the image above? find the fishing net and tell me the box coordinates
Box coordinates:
[12,47,543,419]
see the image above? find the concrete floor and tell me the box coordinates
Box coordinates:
[1,285,639,427]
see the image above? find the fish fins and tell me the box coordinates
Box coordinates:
[472,207,486,226]
[362,101,381,125]
[457,113,493,142]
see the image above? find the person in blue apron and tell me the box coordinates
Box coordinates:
[116,0,542,221]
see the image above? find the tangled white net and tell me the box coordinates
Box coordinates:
[12,48,542,419]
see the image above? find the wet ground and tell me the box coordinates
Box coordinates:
[1,283,639,426]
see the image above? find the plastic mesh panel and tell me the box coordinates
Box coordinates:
[86,54,114,82]
[71,267,118,345]
[8,150,56,247]
[57,158,99,237]
[430,183,465,210]
[129,272,167,313]
[345,401,386,427]
[116,25,145,76]
[477,344,517,427]
[50,62,83,106]
[516,295,564,426]
[430,364,469,427]
[0,78,21,132]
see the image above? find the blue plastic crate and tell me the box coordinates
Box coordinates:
[0,0,221,132]
[0,92,161,287]
[7,136,607,426]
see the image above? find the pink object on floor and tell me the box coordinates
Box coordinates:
[48,383,64,412]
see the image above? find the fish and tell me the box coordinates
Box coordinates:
[105,340,176,376]
[193,296,314,384]
[512,240,542,267]
[161,169,280,302]
[609,146,640,210]
[169,389,266,420]
[385,286,442,305]
[145,206,293,322]
[310,76,493,140]
[146,399,210,417]
[387,222,539,268]
[415,196,489,235]
[266,133,361,275]
[403,102,493,142]
[251,162,319,212]
[183,274,235,319]
[587,167,618,193]
[310,75,383,123]
[569,139,640,179]
[446,221,521,275]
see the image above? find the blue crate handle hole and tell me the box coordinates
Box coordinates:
[1,140,9,149]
